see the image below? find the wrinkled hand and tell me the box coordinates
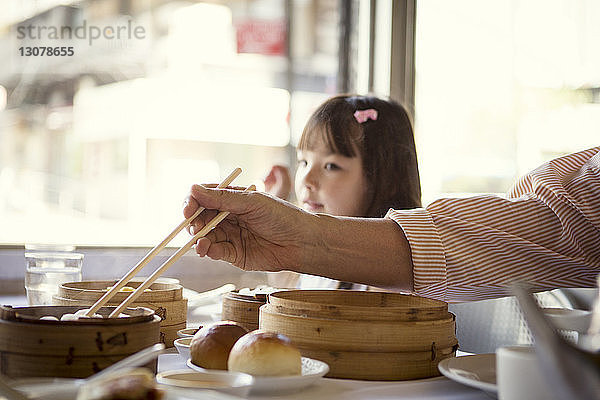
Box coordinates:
[183,185,313,272]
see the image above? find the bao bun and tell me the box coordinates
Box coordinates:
[190,321,248,370]
[77,368,163,400]
[228,330,302,376]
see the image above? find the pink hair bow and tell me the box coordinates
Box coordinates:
[353,109,378,123]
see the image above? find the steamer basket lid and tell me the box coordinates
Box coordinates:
[268,290,448,309]
[0,305,157,325]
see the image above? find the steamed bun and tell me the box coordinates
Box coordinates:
[190,321,248,370]
[228,330,301,376]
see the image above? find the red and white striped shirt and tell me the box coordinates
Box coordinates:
[387,146,600,302]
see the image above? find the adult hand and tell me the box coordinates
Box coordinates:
[183,185,314,272]
[263,165,292,200]
[183,184,414,291]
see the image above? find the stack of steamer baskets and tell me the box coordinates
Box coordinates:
[52,278,187,347]
[221,290,268,331]
[0,305,160,378]
[259,290,458,381]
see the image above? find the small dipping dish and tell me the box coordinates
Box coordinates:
[177,327,200,338]
[173,337,191,360]
[156,369,253,397]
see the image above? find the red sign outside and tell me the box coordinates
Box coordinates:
[235,19,286,56]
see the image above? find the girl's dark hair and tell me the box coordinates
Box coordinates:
[298,95,421,217]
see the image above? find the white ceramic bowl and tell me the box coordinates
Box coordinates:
[156,369,253,397]
[177,327,200,338]
[174,337,192,360]
[542,307,592,333]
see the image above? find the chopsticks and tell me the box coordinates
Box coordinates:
[108,183,256,318]
[84,168,242,317]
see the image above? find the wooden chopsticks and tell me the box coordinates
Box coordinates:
[108,184,256,318]
[84,168,243,317]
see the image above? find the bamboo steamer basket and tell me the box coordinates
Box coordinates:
[300,346,456,381]
[259,290,458,380]
[0,305,160,379]
[260,305,457,351]
[52,278,187,347]
[221,290,267,331]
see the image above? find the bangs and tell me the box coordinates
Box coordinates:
[298,113,362,158]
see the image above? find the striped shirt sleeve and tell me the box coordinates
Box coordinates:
[386,146,600,302]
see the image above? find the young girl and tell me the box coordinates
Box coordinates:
[265,94,421,289]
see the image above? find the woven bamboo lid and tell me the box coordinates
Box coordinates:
[267,290,449,321]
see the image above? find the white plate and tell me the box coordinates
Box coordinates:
[437,354,497,394]
[345,378,493,399]
[10,377,235,400]
[186,356,329,394]
[11,378,82,400]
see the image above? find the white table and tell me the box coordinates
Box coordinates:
[158,352,492,399]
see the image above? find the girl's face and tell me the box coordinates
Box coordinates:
[295,139,368,216]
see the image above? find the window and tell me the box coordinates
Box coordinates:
[0,0,339,246]
[415,0,600,204]
[5,0,594,248]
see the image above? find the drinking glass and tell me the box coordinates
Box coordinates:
[24,251,84,305]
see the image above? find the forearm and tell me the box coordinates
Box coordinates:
[301,214,414,291]
[186,185,414,289]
